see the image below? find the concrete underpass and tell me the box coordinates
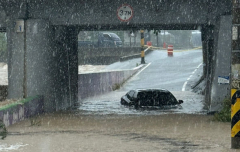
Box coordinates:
[0,0,232,112]
[0,1,236,151]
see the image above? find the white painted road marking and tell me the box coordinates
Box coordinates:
[182,63,202,91]
[134,63,151,77]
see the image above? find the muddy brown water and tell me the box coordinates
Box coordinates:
[2,112,233,152]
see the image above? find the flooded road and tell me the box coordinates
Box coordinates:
[78,49,206,115]
[5,112,231,152]
[3,49,226,152]
[78,90,205,115]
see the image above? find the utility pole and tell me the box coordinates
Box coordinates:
[231,0,240,149]
[140,30,145,64]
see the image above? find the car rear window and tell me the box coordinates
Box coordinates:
[137,91,178,106]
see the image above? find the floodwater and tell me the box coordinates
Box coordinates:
[78,49,206,115]
[0,143,28,151]
[78,90,206,115]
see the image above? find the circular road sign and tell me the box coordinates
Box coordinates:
[117,4,134,22]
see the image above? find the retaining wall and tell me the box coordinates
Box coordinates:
[78,47,141,65]
[78,66,143,100]
[0,96,44,127]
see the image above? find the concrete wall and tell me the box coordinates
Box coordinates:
[210,16,231,111]
[52,26,79,111]
[0,96,43,127]
[78,65,143,100]
[1,0,232,112]
[7,19,79,112]
[0,6,6,29]
[22,0,230,27]
[7,20,25,99]
[1,0,231,28]
[25,19,57,112]
[78,47,140,65]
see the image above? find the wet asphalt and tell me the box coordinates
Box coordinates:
[78,49,206,115]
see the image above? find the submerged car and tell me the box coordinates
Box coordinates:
[121,89,183,108]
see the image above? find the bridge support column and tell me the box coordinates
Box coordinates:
[231,1,240,148]
[7,20,25,99]
[53,26,78,111]
[210,16,231,111]
[24,19,59,112]
[201,25,214,110]
[202,16,232,111]
[7,19,78,112]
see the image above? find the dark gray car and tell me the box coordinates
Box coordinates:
[121,89,183,108]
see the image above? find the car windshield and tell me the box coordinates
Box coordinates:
[109,33,121,41]
[103,34,111,40]
[137,91,178,106]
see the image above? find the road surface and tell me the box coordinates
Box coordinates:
[79,49,205,115]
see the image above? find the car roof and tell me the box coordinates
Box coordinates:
[134,88,170,93]
[103,33,120,38]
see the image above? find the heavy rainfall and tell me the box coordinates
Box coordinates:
[0,0,235,151]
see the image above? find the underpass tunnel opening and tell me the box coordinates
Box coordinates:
[77,28,208,114]
[77,29,158,66]
[50,26,79,111]
[78,30,125,65]
[77,29,203,65]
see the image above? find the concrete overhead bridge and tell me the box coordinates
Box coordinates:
[0,0,232,112]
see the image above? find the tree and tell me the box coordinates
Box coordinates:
[153,29,161,47]
[167,30,192,48]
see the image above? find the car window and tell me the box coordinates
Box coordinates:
[159,92,178,105]
[133,91,138,98]
[126,90,135,99]
[137,91,178,106]
[109,33,121,41]
[128,91,135,98]
[103,34,111,40]
[138,92,153,106]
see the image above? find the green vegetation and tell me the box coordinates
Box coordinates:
[30,116,41,126]
[167,30,192,47]
[0,120,7,140]
[0,96,39,111]
[153,29,161,36]
[213,98,231,122]
[112,78,128,91]
[112,83,121,91]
